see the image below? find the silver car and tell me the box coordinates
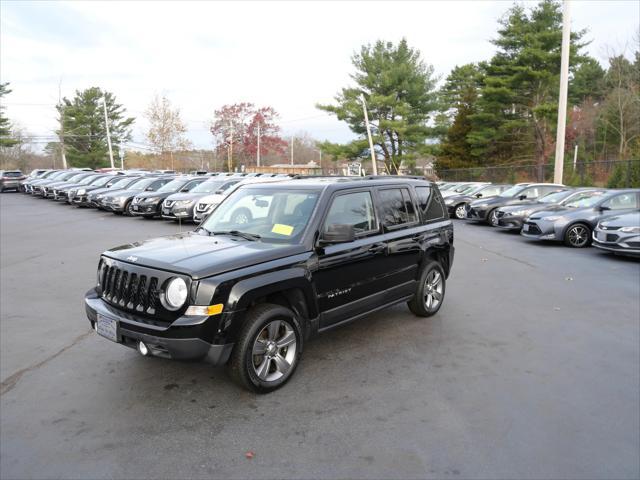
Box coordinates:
[592,211,640,257]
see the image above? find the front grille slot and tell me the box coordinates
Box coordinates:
[101,265,159,315]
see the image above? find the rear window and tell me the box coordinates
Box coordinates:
[3,171,23,177]
[377,188,417,228]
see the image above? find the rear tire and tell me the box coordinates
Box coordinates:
[228,303,303,393]
[564,223,592,248]
[454,203,467,220]
[408,260,446,317]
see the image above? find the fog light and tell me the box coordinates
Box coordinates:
[138,341,149,356]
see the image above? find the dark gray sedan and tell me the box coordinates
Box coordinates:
[521,189,640,248]
[444,184,511,219]
[496,188,607,231]
[592,211,640,257]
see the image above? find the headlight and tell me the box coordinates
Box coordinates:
[544,216,563,221]
[77,189,86,195]
[472,202,488,208]
[175,200,193,207]
[620,226,640,233]
[145,196,159,202]
[511,209,533,217]
[163,277,188,310]
[444,198,455,205]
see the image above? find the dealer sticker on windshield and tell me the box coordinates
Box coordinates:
[272,224,294,236]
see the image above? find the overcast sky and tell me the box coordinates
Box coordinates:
[1,0,638,151]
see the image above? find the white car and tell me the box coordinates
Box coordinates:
[192,176,290,223]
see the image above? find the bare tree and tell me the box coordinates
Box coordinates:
[145,94,192,168]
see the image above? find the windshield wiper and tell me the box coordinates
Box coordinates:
[210,230,261,241]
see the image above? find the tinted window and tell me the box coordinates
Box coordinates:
[3,171,23,177]
[603,193,638,210]
[378,188,417,227]
[324,191,376,234]
[416,186,445,221]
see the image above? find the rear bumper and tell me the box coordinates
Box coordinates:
[84,289,234,365]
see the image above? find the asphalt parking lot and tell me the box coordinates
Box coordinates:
[1,193,639,480]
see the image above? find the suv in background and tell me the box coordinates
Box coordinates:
[85,177,454,393]
[0,170,26,192]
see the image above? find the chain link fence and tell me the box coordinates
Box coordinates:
[436,159,640,188]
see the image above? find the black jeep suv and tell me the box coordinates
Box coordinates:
[85,177,454,392]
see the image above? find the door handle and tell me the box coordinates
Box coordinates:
[368,243,386,254]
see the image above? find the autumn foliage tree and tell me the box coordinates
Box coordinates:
[210,103,287,171]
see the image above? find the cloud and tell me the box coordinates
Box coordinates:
[1,0,638,151]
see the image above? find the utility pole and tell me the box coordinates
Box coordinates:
[553,0,571,184]
[101,95,115,169]
[227,122,234,172]
[360,94,378,175]
[58,81,67,169]
[256,123,261,167]
[119,144,125,170]
[290,136,294,165]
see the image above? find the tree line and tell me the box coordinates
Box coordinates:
[1,0,638,178]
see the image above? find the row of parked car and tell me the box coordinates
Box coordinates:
[16,168,294,224]
[437,181,640,257]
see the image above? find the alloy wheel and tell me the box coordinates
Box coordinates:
[455,204,467,219]
[252,320,297,382]
[424,269,443,310]
[567,225,589,247]
[489,210,499,226]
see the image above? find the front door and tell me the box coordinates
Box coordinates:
[313,189,389,329]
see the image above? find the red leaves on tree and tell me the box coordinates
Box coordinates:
[210,103,287,167]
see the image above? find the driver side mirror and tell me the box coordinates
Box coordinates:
[518,194,528,200]
[215,189,225,195]
[599,205,611,211]
[145,186,154,191]
[179,187,190,192]
[319,224,355,244]
[475,193,483,198]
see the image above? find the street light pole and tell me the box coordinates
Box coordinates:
[553,0,571,184]
[360,94,378,175]
[101,95,115,169]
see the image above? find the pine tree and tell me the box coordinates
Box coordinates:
[0,83,19,148]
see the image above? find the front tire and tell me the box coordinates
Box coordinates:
[564,223,591,248]
[408,260,446,317]
[487,208,499,227]
[228,303,303,393]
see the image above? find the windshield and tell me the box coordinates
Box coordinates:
[499,185,527,197]
[128,178,156,191]
[157,178,192,193]
[66,173,87,183]
[201,187,320,244]
[91,176,112,187]
[539,190,571,203]
[190,180,226,194]
[110,177,140,189]
[564,191,606,208]
[80,175,101,185]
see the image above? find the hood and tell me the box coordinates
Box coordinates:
[165,192,207,202]
[103,231,309,279]
[196,193,225,206]
[135,191,175,201]
[59,182,90,191]
[102,188,140,199]
[530,206,592,219]
[600,211,640,228]
[470,195,516,208]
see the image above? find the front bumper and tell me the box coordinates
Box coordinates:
[465,205,489,222]
[592,230,640,256]
[130,201,161,216]
[162,204,195,220]
[497,213,525,231]
[84,289,234,364]
[70,194,91,206]
[520,218,564,241]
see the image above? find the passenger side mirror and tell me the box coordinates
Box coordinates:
[215,189,224,195]
[180,187,190,192]
[599,205,611,211]
[319,224,355,244]
[145,186,154,191]
[475,193,483,198]
[518,194,527,200]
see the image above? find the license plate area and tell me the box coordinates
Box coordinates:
[523,224,530,232]
[96,314,119,342]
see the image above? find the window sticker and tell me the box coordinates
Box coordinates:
[271,224,294,236]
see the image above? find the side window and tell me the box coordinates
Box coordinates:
[540,186,562,196]
[324,191,376,234]
[478,186,500,197]
[416,186,445,221]
[522,187,540,199]
[603,193,638,210]
[221,181,239,192]
[378,188,417,227]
